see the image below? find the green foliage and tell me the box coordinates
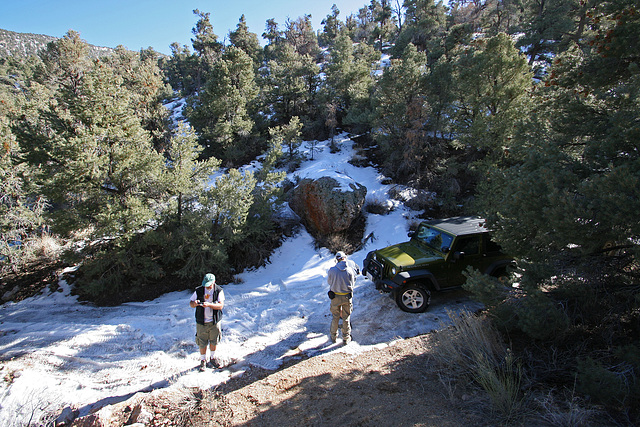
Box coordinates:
[104,46,172,151]
[15,32,168,239]
[0,68,46,273]
[464,267,569,341]
[452,32,533,170]
[73,232,167,304]
[260,44,321,131]
[473,349,524,420]
[517,292,570,341]
[393,0,447,60]
[283,14,320,58]
[185,45,259,164]
[576,357,634,408]
[165,122,220,224]
[462,266,511,308]
[372,43,446,185]
[431,310,524,419]
[322,32,377,132]
[319,4,343,48]
[229,15,263,73]
[267,116,303,164]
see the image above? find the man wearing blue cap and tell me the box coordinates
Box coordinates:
[190,273,225,371]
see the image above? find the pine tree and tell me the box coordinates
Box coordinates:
[284,15,320,58]
[260,44,320,130]
[164,122,220,225]
[104,46,171,152]
[369,0,397,51]
[229,15,263,72]
[186,46,258,164]
[451,32,533,170]
[322,32,377,132]
[393,0,448,63]
[472,0,640,347]
[371,43,438,184]
[0,60,46,273]
[319,4,343,48]
[18,32,167,238]
[190,9,223,91]
[262,18,284,62]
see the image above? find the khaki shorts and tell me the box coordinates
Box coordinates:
[195,321,222,349]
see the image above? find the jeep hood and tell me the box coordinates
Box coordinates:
[375,242,442,267]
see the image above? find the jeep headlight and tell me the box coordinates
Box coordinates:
[391,266,397,275]
[371,253,377,262]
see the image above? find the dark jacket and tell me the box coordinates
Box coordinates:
[194,285,223,325]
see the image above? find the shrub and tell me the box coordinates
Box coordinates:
[364,197,393,215]
[431,310,525,419]
[517,292,569,341]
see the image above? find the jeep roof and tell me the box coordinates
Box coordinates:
[424,216,489,236]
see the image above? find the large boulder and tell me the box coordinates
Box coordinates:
[288,176,367,236]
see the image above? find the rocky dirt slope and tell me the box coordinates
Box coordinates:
[68,334,498,426]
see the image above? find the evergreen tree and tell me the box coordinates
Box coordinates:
[104,46,171,152]
[186,46,258,164]
[229,15,263,72]
[393,0,448,63]
[17,32,167,238]
[260,44,320,130]
[372,43,440,183]
[268,116,303,162]
[164,122,220,225]
[284,15,320,58]
[471,0,640,367]
[190,9,223,90]
[262,18,284,61]
[0,59,46,273]
[369,0,397,51]
[163,42,199,97]
[515,0,582,68]
[319,4,343,48]
[322,32,377,132]
[451,32,533,171]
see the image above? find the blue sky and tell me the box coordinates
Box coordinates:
[1,0,369,55]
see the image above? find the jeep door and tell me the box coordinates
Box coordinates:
[446,234,483,287]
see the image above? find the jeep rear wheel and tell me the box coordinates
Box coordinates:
[396,285,431,313]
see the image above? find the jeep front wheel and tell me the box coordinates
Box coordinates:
[396,285,431,313]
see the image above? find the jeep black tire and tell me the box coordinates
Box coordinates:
[396,285,431,313]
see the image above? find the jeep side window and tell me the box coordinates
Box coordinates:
[453,236,480,255]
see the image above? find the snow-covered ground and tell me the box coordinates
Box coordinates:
[0,135,481,425]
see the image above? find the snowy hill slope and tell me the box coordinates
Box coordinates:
[0,135,481,425]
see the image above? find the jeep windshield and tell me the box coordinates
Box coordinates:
[412,223,454,253]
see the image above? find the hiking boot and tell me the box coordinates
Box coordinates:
[343,337,352,345]
[207,358,220,369]
[199,360,206,372]
[330,335,337,343]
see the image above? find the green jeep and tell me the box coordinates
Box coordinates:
[362,216,512,313]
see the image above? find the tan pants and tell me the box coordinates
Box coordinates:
[330,295,352,341]
[195,321,221,350]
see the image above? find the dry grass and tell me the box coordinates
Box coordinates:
[431,310,525,421]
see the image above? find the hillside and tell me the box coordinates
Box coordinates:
[0,28,113,59]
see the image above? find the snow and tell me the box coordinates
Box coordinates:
[0,135,482,425]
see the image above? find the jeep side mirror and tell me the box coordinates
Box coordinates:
[408,231,415,237]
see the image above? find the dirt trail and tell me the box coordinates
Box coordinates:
[192,334,490,426]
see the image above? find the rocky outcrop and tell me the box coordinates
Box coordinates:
[288,176,367,236]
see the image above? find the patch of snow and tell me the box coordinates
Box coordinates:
[0,135,482,425]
